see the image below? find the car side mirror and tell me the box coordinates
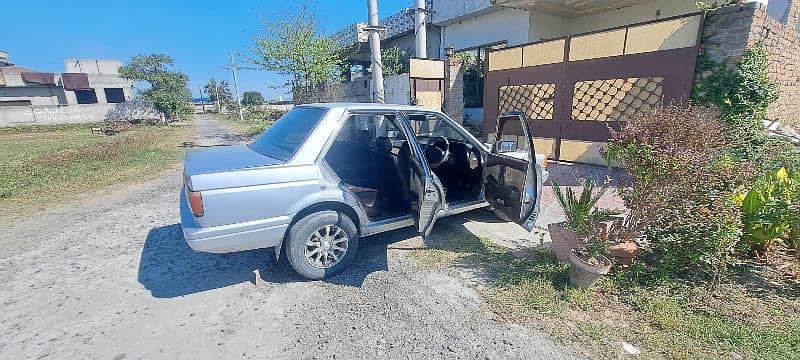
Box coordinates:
[497,140,518,153]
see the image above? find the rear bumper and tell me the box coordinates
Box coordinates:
[180,190,287,253]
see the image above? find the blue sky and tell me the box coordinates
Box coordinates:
[2,0,410,100]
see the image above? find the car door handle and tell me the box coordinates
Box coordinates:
[424,190,437,201]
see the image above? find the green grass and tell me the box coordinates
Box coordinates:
[210,113,273,139]
[412,226,800,359]
[0,121,194,216]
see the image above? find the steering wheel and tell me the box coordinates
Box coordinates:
[424,136,450,169]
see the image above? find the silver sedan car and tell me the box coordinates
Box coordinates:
[181,103,545,279]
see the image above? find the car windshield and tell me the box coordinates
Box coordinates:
[249,107,327,161]
[405,112,470,142]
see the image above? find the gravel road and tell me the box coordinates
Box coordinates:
[0,116,582,359]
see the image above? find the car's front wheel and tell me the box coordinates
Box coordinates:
[285,210,359,280]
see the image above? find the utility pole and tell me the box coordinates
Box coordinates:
[230,51,244,121]
[212,82,221,113]
[414,0,427,59]
[198,85,206,113]
[367,0,385,103]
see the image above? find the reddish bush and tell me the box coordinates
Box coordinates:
[604,106,757,281]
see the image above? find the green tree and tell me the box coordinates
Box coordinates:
[382,46,410,76]
[247,6,342,103]
[455,51,484,108]
[241,91,265,106]
[119,54,191,121]
[204,78,232,106]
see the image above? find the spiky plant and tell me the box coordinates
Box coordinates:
[552,178,612,233]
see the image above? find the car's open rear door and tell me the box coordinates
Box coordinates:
[484,112,542,231]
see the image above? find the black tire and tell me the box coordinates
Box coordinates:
[285,210,359,280]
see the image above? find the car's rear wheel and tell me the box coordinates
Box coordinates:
[285,210,358,280]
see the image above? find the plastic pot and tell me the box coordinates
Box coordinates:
[568,252,611,289]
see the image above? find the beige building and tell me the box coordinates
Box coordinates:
[0,52,133,107]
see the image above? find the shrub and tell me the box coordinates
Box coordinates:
[228,107,285,123]
[382,46,410,76]
[692,43,779,162]
[604,106,757,281]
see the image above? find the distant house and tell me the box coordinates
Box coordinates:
[331,0,441,81]
[0,51,133,107]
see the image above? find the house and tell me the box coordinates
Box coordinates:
[331,0,441,80]
[0,51,157,127]
[0,51,132,107]
[324,1,798,165]
[425,0,799,164]
[324,2,471,122]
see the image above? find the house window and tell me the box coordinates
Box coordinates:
[75,89,98,104]
[457,42,507,108]
[0,100,32,106]
[104,88,126,103]
[767,0,792,24]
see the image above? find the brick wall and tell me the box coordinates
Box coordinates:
[701,2,800,125]
[750,1,800,125]
[443,56,464,124]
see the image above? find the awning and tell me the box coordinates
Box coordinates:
[20,72,56,86]
[61,73,91,90]
[492,0,649,16]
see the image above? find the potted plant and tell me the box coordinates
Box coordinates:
[569,229,613,289]
[550,178,617,263]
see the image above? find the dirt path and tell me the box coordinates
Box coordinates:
[0,117,582,359]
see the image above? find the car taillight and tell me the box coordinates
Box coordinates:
[188,191,204,217]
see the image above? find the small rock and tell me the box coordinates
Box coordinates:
[621,341,640,355]
[731,352,743,360]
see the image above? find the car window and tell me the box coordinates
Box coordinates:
[335,114,401,144]
[249,107,327,161]
[405,112,469,142]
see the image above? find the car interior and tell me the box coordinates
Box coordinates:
[324,112,484,221]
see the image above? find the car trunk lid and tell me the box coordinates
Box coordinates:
[183,145,283,188]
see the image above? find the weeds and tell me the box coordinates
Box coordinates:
[411,224,800,359]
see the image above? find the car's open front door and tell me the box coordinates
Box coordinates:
[396,112,444,237]
[484,112,542,231]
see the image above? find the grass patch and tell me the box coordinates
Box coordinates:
[211,113,273,139]
[412,226,800,359]
[0,121,194,216]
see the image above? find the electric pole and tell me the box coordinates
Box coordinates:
[414,0,427,58]
[230,51,244,121]
[198,85,206,113]
[213,82,221,113]
[367,0,385,103]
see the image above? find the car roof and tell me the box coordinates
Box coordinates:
[300,102,441,112]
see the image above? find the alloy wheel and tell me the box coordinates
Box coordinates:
[304,224,349,269]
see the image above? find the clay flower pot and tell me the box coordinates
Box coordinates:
[608,241,638,266]
[548,222,580,263]
[568,252,611,289]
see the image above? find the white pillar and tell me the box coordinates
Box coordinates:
[415,0,427,59]
[368,0,385,103]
